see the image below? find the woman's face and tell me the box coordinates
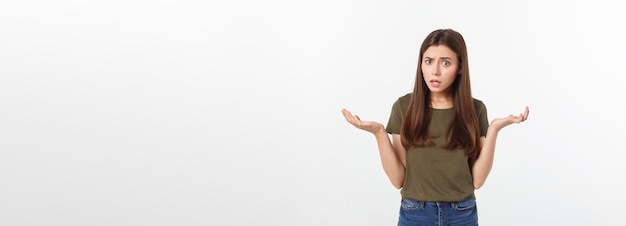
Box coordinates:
[421,45,459,95]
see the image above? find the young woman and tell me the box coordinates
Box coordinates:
[341,29,529,225]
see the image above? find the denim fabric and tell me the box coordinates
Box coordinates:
[397,198,478,226]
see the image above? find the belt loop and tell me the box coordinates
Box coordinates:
[419,201,424,208]
[451,202,456,208]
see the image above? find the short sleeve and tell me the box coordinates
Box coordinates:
[386,98,405,135]
[475,100,489,136]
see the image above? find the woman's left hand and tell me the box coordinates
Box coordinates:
[491,106,530,131]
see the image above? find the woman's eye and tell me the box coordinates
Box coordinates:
[442,61,450,66]
[424,59,431,64]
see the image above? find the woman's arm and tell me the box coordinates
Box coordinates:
[472,106,529,189]
[342,109,406,189]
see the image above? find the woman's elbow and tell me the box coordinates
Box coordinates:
[392,179,404,189]
[474,181,485,190]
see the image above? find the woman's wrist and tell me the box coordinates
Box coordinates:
[373,127,388,138]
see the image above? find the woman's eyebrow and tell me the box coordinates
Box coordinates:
[423,56,453,60]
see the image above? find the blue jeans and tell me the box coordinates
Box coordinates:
[397,198,478,226]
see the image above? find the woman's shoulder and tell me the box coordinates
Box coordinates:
[392,93,412,107]
[472,98,484,106]
[472,98,487,112]
[397,93,412,103]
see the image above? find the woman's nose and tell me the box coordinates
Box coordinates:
[431,65,440,76]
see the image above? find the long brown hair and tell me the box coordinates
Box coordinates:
[400,29,482,166]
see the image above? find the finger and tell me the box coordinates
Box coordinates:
[518,107,528,122]
[348,116,360,126]
[341,108,353,117]
[345,112,365,127]
[524,106,529,115]
[341,109,358,124]
[341,108,349,117]
[523,106,530,121]
[341,109,352,120]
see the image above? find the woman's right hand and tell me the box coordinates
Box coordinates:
[341,108,385,134]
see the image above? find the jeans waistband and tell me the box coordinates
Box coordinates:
[403,198,474,209]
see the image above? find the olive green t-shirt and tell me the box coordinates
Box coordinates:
[386,93,489,202]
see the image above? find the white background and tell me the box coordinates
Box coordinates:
[1,0,625,225]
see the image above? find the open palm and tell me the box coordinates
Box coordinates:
[491,106,530,130]
[341,108,385,134]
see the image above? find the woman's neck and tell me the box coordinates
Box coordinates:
[430,93,454,109]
